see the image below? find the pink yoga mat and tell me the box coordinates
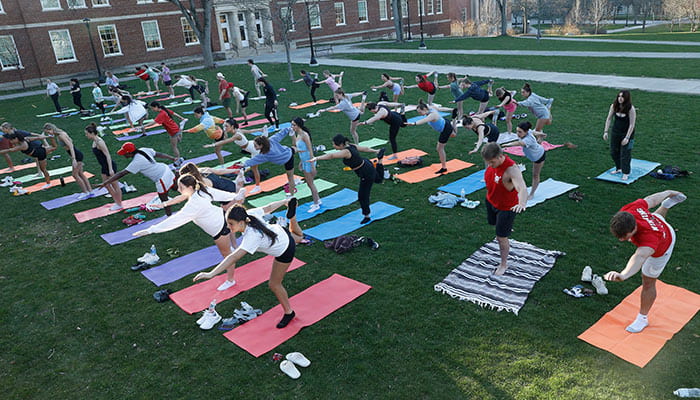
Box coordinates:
[24,173,95,194]
[0,162,37,175]
[224,274,372,357]
[73,192,156,223]
[238,118,270,128]
[503,141,563,157]
[170,256,306,314]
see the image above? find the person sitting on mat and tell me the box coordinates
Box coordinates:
[194,198,305,328]
[405,100,456,175]
[100,142,179,215]
[308,134,384,224]
[184,106,227,165]
[42,123,93,198]
[204,118,263,193]
[0,132,56,190]
[604,190,686,333]
[481,142,528,276]
[500,121,546,200]
[242,127,298,197]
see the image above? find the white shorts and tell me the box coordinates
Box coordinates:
[155,168,176,194]
[641,213,676,278]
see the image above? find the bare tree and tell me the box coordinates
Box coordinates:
[639,0,663,30]
[391,0,405,42]
[513,0,538,33]
[588,0,612,33]
[478,0,502,36]
[167,0,215,68]
[270,0,299,80]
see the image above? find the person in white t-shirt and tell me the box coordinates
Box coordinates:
[45,79,62,113]
[194,197,304,329]
[99,142,179,215]
[247,59,266,97]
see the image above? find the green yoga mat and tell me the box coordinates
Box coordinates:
[15,166,74,183]
[247,179,337,208]
[36,108,77,117]
[80,110,123,120]
[219,157,249,168]
[324,138,388,154]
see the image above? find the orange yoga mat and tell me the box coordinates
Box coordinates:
[288,99,329,109]
[395,159,474,183]
[224,274,372,357]
[112,123,159,135]
[73,192,156,223]
[170,256,306,314]
[372,148,428,166]
[0,162,37,175]
[578,280,700,368]
[24,173,95,194]
[242,173,302,197]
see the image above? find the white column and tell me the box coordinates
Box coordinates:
[262,8,275,44]
[230,11,242,50]
[245,11,257,47]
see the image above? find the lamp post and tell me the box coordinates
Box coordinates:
[304,0,319,66]
[83,18,102,80]
[418,0,426,49]
[406,0,412,40]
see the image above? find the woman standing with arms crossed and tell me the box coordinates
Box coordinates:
[85,123,123,210]
[603,90,636,181]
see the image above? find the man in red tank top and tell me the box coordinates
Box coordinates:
[481,143,528,276]
[604,190,686,333]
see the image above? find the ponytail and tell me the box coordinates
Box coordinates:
[85,122,98,135]
[291,117,310,136]
[416,99,429,111]
[179,174,211,198]
[226,205,278,244]
[332,134,349,146]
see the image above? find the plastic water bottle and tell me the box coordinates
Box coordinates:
[460,188,465,199]
[674,388,700,397]
[208,300,217,313]
[150,245,157,255]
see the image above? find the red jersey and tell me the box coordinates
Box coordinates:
[154,109,179,136]
[485,155,519,211]
[621,199,672,257]
[218,80,233,98]
[417,77,435,93]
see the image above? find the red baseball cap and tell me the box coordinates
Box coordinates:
[117,142,136,155]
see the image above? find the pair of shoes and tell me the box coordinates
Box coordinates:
[198,310,222,330]
[460,200,480,209]
[12,187,28,196]
[581,266,593,282]
[568,191,584,202]
[563,284,593,298]
[130,253,159,271]
[591,274,608,295]
[280,352,311,379]
[313,144,326,152]
[0,176,14,187]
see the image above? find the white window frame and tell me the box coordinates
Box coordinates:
[0,1,4,13]
[97,24,123,57]
[136,0,153,4]
[141,20,163,51]
[435,0,442,14]
[309,4,321,29]
[67,0,87,8]
[417,0,425,16]
[358,0,368,23]
[181,17,200,45]
[280,7,295,32]
[378,0,388,21]
[91,0,110,7]
[48,29,77,63]
[426,0,433,15]
[41,0,62,11]
[0,35,22,70]
[401,0,408,19]
[334,3,346,26]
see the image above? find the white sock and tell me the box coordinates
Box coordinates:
[626,313,648,333]
[661,193,686,209]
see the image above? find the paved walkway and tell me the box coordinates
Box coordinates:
[332,47,700,59]
[518,36,700,46]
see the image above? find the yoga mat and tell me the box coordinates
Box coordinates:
[80,110,122,120]
[135,91,169,99]
[504,141,564,157]
[52,111,80,117]
[184,151,232,166]
[183,105,224,114]
[74,192,156,223]
[154,93,188,102]
[224,273,372,357]
[100,214,170,245]
[324,138,388,154]
[219,157,249,168]
[238,118,269,128]
[112,121,157,134]
[247,179,337,208]
[288,99,329,109]
[116,129,167,141]
[435,239,565,315]
[235,112,261,121]
[0,162,37,176]
[305,202,403,241]
[242,173,302,197]
[526,178,578,208]
[438,169,486,196]
[251,122,292,136]
[24,173,94,194]
[395,159,474,183]
[103,118,126,125]
[578,281,700,368]
[596,159,660,185]
[170,256,306,314]
[142,245,223,286]
[271,188,358,222]
[36,108,77,117]
[14,166,72,183]
[328,102,361,112]
[373,148,428,166]
[162,99,201,109]
[41,187,110,210]
[406,111,449,123]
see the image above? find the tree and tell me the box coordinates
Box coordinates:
[167,0,215,68]
[495,0,509,35]
[391,0,404,42]
[512,0,537,34]
[639,0,663,30]
[588,0,612,34]
[269,0,299,80]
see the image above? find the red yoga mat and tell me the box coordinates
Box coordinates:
[372,148,428,166]
[112,123,159,135]
[24,173,95,194]
[503,141,563,157]
[224,273,372,357]
[73,192,156,223]
[395,159,474,183]
[578,280,700,368]
[169,255,306,314]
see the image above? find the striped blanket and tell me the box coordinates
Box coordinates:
[434,239,565,315]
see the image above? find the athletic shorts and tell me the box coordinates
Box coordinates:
[163,80,172,87]
[486,200,516,238]
[67,148,84,163]
[283,150,295,171]
[212,219,231,240]
[275,229,296,263]
[30,146,47,161]
[438,122,454,144]
[222,97,232,108]
[352,114,361,122]
[155,168,176,194]
[641,213,676,278]
[503,102,517,113]
[101,160,118,176]
[240,94,249,108]
[391,84,402,96]
[534,152,546,164]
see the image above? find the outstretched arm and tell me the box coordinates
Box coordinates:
[308,149,350,163]
[643,190,684,209]
[154,152,177,162]
[262,198,291,214]
[100,169,129,188]
[604,246,655,282]
[507,164,528,213]
[193,247,247,281]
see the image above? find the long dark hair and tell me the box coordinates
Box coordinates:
[291,117,310,137]
[150,101,173,117]
[179,163,205,182]
[253,136,271,154]
[522,83,533,95]
[227,205,277,244]
[332,134,350,146]
[224,118,239,130]
[178,174,211,198]
[613,90,632,114]
[416,99,430,112]
[85,122,99,135]
[518,121,533,132]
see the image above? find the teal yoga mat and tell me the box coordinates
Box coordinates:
[15,166,74,183]
[247,179,337,208]
[595,159,660,185]
[304,202,403,241]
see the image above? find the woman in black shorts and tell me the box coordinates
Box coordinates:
[406,100,455,174]
[360,102,407,160]
[308,134,384,224]
[0,132,55,189]
[43,123,92,198]
[85,123,123,210]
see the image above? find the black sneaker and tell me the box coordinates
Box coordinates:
[286,197,297,219]
[131,261,148,271]
[366,238,380,250]
[451,108,459,119]
[376,148,386,160]
[276,311,296,329]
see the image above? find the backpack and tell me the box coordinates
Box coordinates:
[662,165,690,177]
[398,156,423,167]
[324,235,379,254]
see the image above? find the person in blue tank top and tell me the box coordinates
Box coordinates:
[406,100,456,174]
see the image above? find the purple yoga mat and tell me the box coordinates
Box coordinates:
[116,128,167,141]
[41,187,110,210]
[100,214,170,245]
[184,151,231,165]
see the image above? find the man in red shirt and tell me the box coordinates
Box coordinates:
[604,190,686,333]
[217,72,234,118]
[481,143,528,276]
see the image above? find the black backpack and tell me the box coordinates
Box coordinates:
[324,235,379,254]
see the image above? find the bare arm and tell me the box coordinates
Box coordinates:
[309,149,350,163]
[506,165,528,213]
[362,108,388,125]
[410,112,440,126]
[262,198,291,214]
[468,127,486,154]
[604,246,655,282]
[603,104,614,140]
[643,190,683,209]
[154,151,176,162]
[97,140,116,175]
[100,169,129,188]
[193,247,247,281]
[623,106,636,144]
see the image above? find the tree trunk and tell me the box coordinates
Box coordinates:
[201,27,215,68]
[283,35,293,81]
[523,10,528,34]
[392,0,404,42]
[498,0,508,36]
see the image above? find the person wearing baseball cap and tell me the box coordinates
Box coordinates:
[216,72,234,119]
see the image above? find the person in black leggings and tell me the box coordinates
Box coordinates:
[69,78,86,112]
[308,134,385,224]
[0,133,56,188]
[258,77,279,130]
[360,102,407,160]
[293,70,321,103]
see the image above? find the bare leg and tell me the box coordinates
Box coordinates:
[304,170,320,204]
[2,154,13,171]
[109,181,123,206]
[74,161,92,193]
[529,161,544,200]
[214,234,235,282]
[505,110,514,133]
[252,165,261,186]
[436,142,447,170]
[215,146,224,165]
[285,168,296,194]
[639,275,657,315]
[457,101,464,119]
[494,236,510,276]
[350,120,360,144]
[288,215,304,241]
[39,160,51,184]
[269,261,293,314]
[338,71,344,87]
[170,134,181,159]
[478,101,488,114]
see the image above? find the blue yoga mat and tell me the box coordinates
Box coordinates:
[41,187,110,210]
[595,159,660,185]
[101,214,170,245]
[406,111,448,124]
[251,122,292,136]
[526,178,579,208]
[184,151,232,165]
[438,169,486,196]
[271,188,358,222]
[304,202,403,241]
[182,105,224,114]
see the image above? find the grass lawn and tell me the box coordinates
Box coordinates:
[601,23,700,38]
[1,57,698,399]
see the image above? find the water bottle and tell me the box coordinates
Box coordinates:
[460,188,466,199]
[674,388,700,397]
[150,244,157,255]
[208,300,217,313]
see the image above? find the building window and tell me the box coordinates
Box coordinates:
[181,17,199,45]
[280,7,295,32]
[401,0,407,19]
[67,0,87,8]
[0,35,21,70]
[427,0,433,14]
[309,4,321,29]
[0,1,4,13]
[98,25,122,56]
[358,0,368,23]
[48,30,77,63]
[435,0,442,14]
[378,0,388,20]
[417,0,425,16]
[460,7,467,23]
[141,20,162,50]
[136,0,153,3]
[41,0,61,11]
[334,3,346,25]
[91,0,110,6]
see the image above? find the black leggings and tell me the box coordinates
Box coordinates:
[610,129,633,174]
[355,159,384,216]
[265,101,279,128]
[309,82,320,103]
[96,101,106,115]
[72,93,85,110]
[383,112,406,153]
[50,93,61,113]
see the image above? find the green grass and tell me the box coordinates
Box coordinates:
[1,56,699,399]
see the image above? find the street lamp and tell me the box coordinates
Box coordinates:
[406,0,412,40]
[418,0,426,49]
[304,0,319,66]
[83,18,103,80]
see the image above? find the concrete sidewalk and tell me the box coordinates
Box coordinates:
[332,47,700,59]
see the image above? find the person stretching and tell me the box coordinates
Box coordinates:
[290,117,321,212]
[43,123,92,198]
[604,190,686,333]
[453,77,494,114]
[0,132,55,189]
[494,87,518,134]
[517,83,553,134]
[184,106,227,165]
[242,128,298,196]
[216,72,234,119]
[371,73,404,103]
[438,72,467,119]
[318,88,367,144]
[205,118,263,192]
[178,162,246,211]
[459,110,501,155]
[85,123,123,211]
[293,70,322,103]
[405,71,439,104]
[501,121,546,200]
[321,70,344,98]
[360,101,406,160]
[150,101,187,160]
[258,77,279,130]
[405,100,455,174]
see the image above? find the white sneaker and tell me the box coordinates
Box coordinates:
[277,216,288,228]
[140,253,160,266]
[591,274,608,295]
[8,185,20,193]
[248,185,261,195]
[581,266,592,282]
[109,204,123,211]
[625,315,649,333]
[77,192,90,200]
[199,311,221,330]
[217,279,236,291]
[308,203,321,213]
[13,188,28,196]
[196,311,209,325]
